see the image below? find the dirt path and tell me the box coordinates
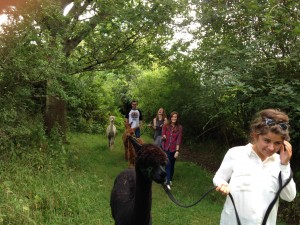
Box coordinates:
[180,145,221,173]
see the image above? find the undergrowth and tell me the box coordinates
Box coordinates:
[0,132,293,224]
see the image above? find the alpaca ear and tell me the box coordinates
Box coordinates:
[128,136,142,153]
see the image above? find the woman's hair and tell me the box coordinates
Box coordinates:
[156,108,167,120]
[250,108,290,141]
[167,111,180,132]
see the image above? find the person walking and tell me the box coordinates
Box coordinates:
[125,100,143,138]
[213,108,296,225]
[162,111,182,190]
[152,107,168,147]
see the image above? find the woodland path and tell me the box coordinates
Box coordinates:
[180,145,221,173]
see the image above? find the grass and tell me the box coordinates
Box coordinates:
[65,133,224,224]
[66,133,224,225]
[0,132,288,224]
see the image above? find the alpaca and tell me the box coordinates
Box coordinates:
[106,116,117,150]
[110,137,168,225]
[122,122,144,167]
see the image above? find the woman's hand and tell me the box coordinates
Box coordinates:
[280,140,292,165]
[174,151,179,158]
[216,184,230,195]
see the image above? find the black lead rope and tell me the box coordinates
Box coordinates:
[261,171,294,225]
[161,184,216,208]
[162,170,293,225]
[229,170,294,225]
[228,192,242,225]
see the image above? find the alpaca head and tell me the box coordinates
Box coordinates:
[137,144,168,183]
[129,137,167,184]
[124,121,135,136]
[109,115,115,123]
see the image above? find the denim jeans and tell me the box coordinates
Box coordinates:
[135,127,141,138]
[154,135,162,147]
[165,150,176,184]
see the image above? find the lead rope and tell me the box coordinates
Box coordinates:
[161,184,216,208]
[228,193,242,225]
[261,170,293,225]
[229,170,294,225]
[162,170,293,225]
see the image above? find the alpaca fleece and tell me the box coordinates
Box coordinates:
[110,144,167,225]
[106,116,117,150]
[122,122,144,167]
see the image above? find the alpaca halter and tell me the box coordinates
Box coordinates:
[140,167,153,178]
[140,165,165,179]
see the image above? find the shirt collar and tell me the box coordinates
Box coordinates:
[246,143,277,162]
[246,143,253,156]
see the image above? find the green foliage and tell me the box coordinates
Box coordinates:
[279,193,300,225]
[0,110,45,159]
[126,0,300,152]
[1,0,300,222]
[0,1,70,155]
[0,129,294,224]
[66,71,128,134]
[3,132,229,224]
[128,67,170,121]
[0,0,193,149]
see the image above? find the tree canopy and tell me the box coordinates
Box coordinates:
[1,0,300,155]
[1,1,300,221]
[1,0,300,146]
[0,0,193,147]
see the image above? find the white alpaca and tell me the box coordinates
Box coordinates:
[106,116,117,150]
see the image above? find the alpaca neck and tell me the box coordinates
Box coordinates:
[109,121,114,130]
[132,170,152,225]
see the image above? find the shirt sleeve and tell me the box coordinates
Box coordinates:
[162,124,166,135]
[176,125,183,145]
[138,109,143,120]
[213,149,234,187]
[279,163,297,202]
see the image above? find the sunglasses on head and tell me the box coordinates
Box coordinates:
[264,118,289,130]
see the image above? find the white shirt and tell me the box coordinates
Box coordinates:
[128,109,140,128]
[213,143,296,225]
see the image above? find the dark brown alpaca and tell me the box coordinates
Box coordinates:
[110,138,168,225]
[122,122,144,167]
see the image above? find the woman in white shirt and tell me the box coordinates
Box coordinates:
[213,108,296,225]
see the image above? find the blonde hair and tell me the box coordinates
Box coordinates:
[156,108,167,120]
